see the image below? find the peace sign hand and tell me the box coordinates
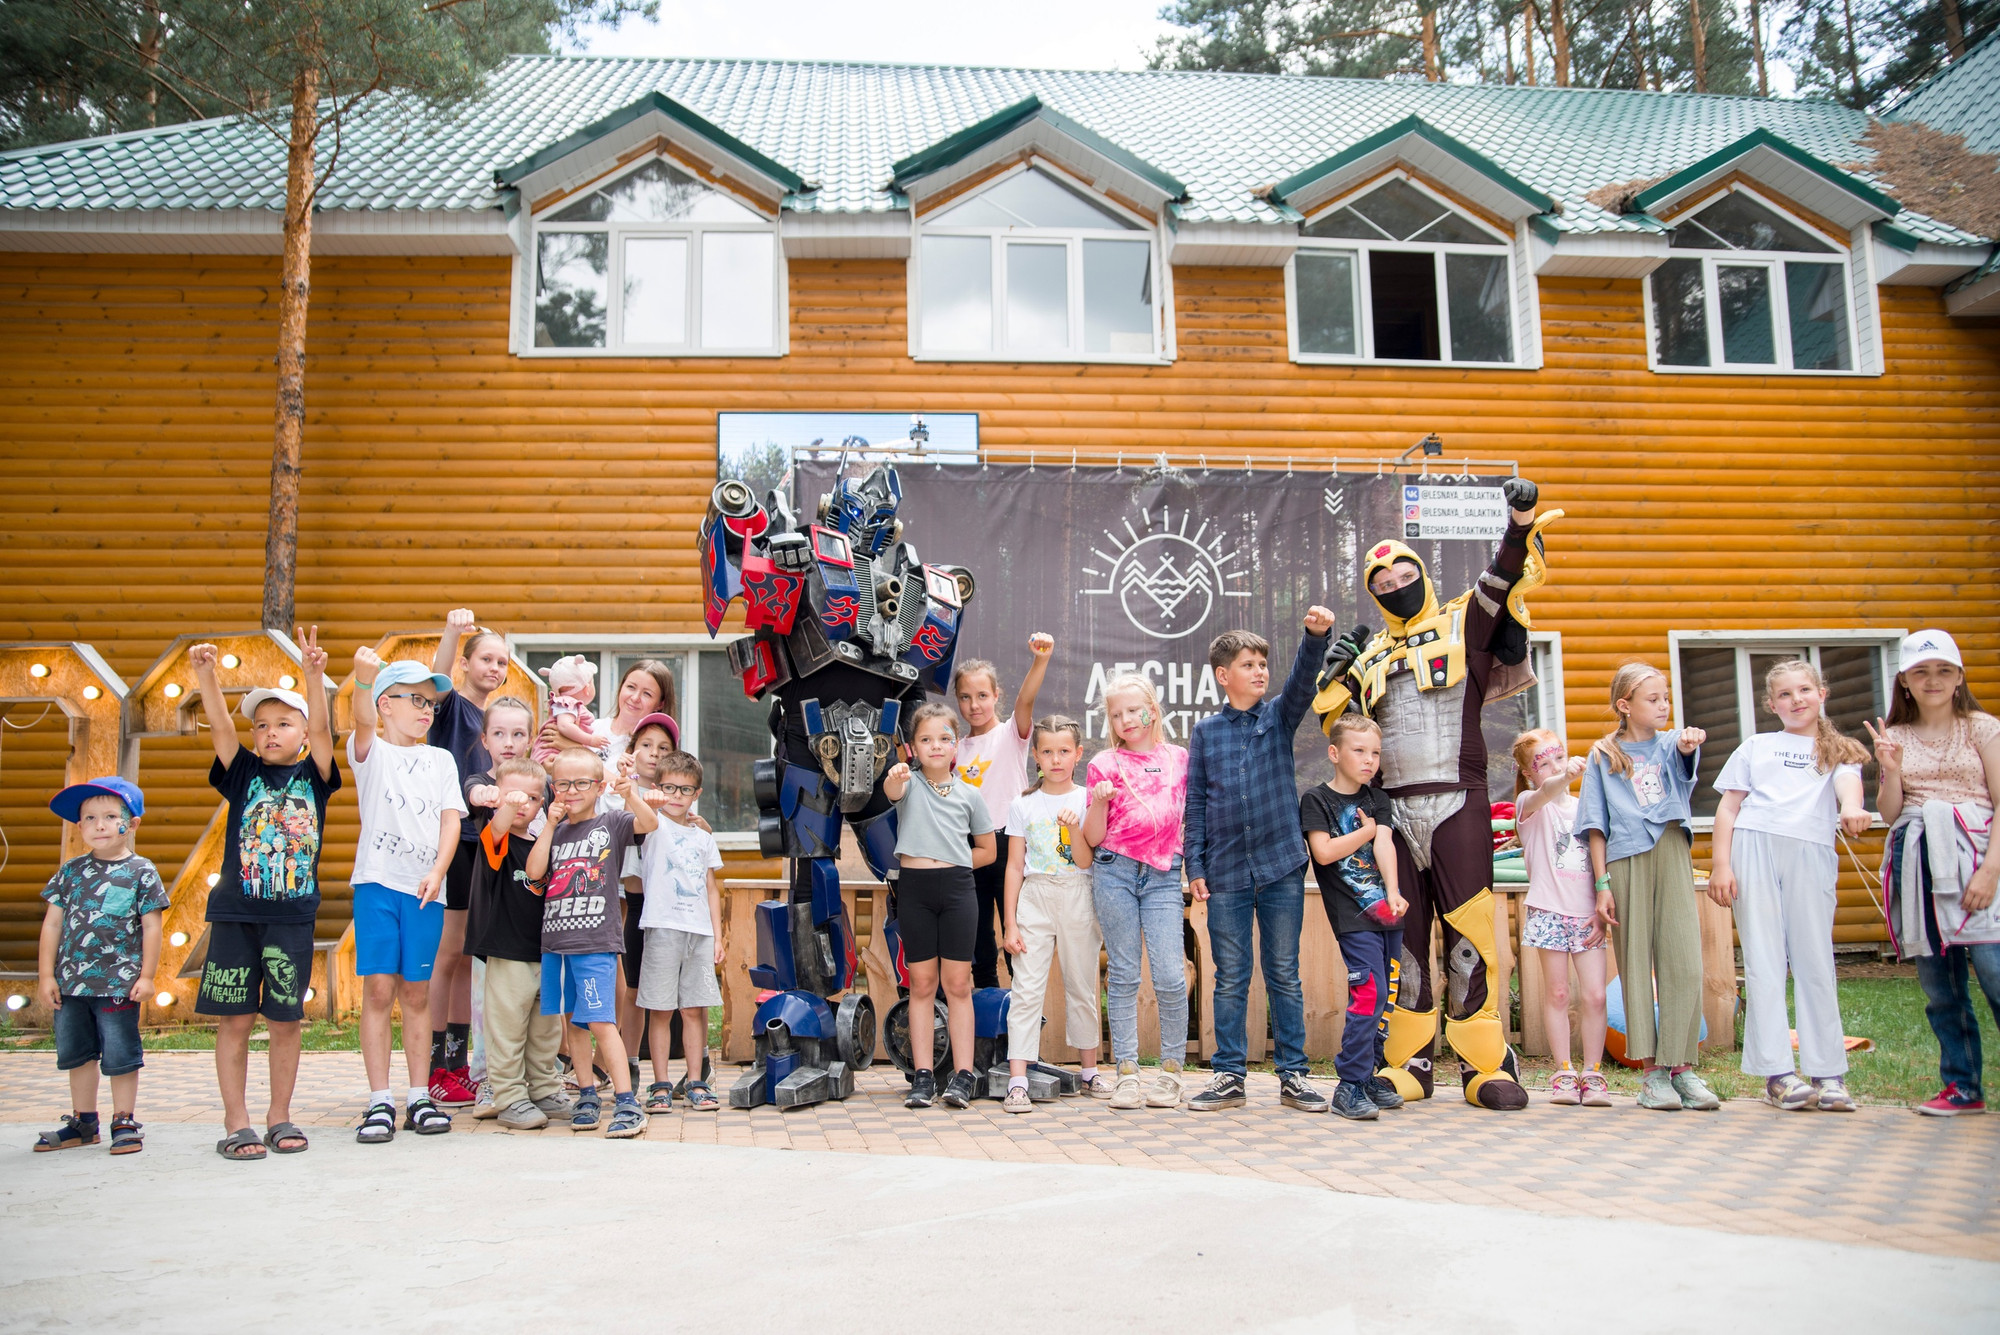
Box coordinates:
[1862,718,1902,776]
[296,625,327,678]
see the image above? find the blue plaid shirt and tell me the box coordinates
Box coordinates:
[1184,629,1328,892]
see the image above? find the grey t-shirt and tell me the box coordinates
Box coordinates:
[894,774,996,867]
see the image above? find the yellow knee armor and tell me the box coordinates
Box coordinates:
[1442,888,1523,1107]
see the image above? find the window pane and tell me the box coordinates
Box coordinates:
[1350,179,1448,241]
[1818,643,1884,792]
[535,231,608,348]
[621,236,688,345]
[700,231,775,348]
[552,159,762,224]
[1650,259,1708,365]
[1412,213,1505,245]
[1785,262,1851,371]
[931,168,1138,230]
[1296,251,1358,355]
[1681,192,1835,253]
[1303,207,1388,240]
[1445,252,1513,362]
[1677,646,1740,819]
[1717,265,1776,364]
[698,649,773,833]
[1368,250,1439,360]
[1006,241,1070,352]
[1082,239,1153,354]
[922,235,992,351]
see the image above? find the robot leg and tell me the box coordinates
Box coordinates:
[1442,888,1528,1111]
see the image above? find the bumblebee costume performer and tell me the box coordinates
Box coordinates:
[1313,478,1560,1110]
[698,463,975,1108]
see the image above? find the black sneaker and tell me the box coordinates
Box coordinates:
[1187,1072,1246,1112]
[1279,1071,1331,1113]
[1366,1076,1406,1111]
[940,1069,980,1109]
[1330,1080,1381,1120]
[905,1069,938,1109]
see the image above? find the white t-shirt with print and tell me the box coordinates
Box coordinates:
[1006,788,1090,877]
[956,721,1031,831]
[346,734,469,896]
[1714,731,1862,847]
[637,817,724,935]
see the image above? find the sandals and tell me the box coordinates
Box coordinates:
[672,1055,715,1101]
[405,1097,453,1135]
[263,1122,309,1154]
[604,1101,648,1139]
[217,1126,267,1160]
[109,1114,144,1155]
[356,1100,397,1145]
[644,1082,674,1113]
[571,1091,602,1131]
[683,1080,719,1112]
[34,1113,100,1152]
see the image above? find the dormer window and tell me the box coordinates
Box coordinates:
[530,158,781,355]
[1647,189,1851,372]
[1288,176,1519,365]
[915,165,1162,361]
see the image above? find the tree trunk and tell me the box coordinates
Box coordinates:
[1944,0,1964,60]
[1525,2,1538,84]
[1841,0,1864,105]
[263,64,319,633]
[1422,7,1441,81]
[1551,0,1572,86]
[1504,7,1517,84]
[1690,0,1707,92]
[139,4,162,127]
[1626,2,1650,89]
[1749,0,1769,96]
[1645,0,1663,91]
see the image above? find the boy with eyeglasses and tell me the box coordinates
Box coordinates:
[634,748,725,1113]
[348,649,468,1144]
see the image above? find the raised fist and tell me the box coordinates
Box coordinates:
[1502,477,1538,515]
[1323,624,1371,679]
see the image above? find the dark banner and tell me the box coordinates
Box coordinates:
[795,461,1524,792]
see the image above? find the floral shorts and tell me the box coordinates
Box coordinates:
[1522,907,1601,954]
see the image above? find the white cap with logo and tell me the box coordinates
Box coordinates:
[1898,630,1963,674]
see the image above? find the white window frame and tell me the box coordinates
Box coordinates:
[1525,631,1565,741]
[521,155,788,360]
[1286,170,1528,369]
[1643,184,1857,377]
[1666,627,1903,829]
[909,160,1172,365]
[508,631,769,848]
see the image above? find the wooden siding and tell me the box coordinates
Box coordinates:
[1,251,1995,966]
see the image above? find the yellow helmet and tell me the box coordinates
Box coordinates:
[1362,538,1438,635]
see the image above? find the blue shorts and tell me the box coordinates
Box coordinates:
[353,882,446,981]
[54,995,144,1076]
[541,952,619,1028]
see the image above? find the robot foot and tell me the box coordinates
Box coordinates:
[1462,1064,1530,1110]
[981,1064,1067,1102]
[774,1060,855,1110]
[729,1060,770,1110]
[1378,1056,1435,1102]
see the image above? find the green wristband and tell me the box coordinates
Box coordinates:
[1594,875,1611,893]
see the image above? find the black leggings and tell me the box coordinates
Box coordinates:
[896,865,977,965]
[969,830,1010,986]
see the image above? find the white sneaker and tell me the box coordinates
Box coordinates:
[1085,1072,1117,1100]
[1003,1085,1032,1114]
[471,1078,498,1120]
[1109,1061,1146,1110]
[1146,1061,1184,1109]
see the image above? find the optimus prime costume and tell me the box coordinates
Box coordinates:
[698,463,978,1108]
[1312,478,1561,1111]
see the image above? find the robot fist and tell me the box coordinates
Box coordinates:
[1323,624,1372,679]
[1502,477,1538,515]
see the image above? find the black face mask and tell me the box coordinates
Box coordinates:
[1373,574,1428,621]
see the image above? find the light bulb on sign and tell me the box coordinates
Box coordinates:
[28,663,49,678]
[164,683,183,698]
[82,685,101,700]
[5,994,24,1011]
[154,992,175,1007]
[279,675,297,689]
[220,653,240,669]
[169,931,188,947]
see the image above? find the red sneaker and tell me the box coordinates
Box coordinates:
[1915,1083,1985,1116]
[429,1066,477,1108]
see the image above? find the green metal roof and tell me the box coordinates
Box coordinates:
[1270,114,1556,214]
[0,54,1985,243]
[495,89,807,193]
[888,94,1186,200]
[1887,31,2000,157]
[1632,127,1900,217]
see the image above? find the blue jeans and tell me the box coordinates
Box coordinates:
[53,995,144,1076]
[1335,929,1397,1086]
[1090,851,1189,1065]
[1914,944,2000,1099]
[1207,871,1308,1076]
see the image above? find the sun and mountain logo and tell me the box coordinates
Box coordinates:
[1082,506,1251,639]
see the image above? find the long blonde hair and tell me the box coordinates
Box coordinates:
[1763,659,1870,773]
[1589,663,1668,777]
[1099,672,1165,752]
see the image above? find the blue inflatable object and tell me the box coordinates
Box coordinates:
[1604,974,1710,1067]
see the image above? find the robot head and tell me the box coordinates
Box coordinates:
[819,464,904,557]
[1362,538,1439,634]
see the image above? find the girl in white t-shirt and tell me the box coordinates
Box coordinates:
[1510,729,1611,1108]
[998,715,1103,1113]
[953,634,1054,989]
[1709,660,1871,1112]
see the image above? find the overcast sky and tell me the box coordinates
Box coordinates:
[568,0,1179,69]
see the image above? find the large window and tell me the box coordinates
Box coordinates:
[916,165,1161,361]
[512,637,772,842]
[1669,631,1897,820]
[1647,189,1853,373]
[531,158,781,356]
[1289,176,1518,365]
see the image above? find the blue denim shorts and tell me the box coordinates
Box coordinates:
[54,995,144,1076]
[352,881,446,981]
[541,952,620,1028]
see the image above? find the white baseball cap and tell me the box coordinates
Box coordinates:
[239,686,310,720]
[1898,630,1963,674]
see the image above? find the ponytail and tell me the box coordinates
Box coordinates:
[1764,659,1869,773]
[1592,663,1667,777]
[1025,714,1085,792]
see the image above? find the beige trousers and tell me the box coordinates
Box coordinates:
[1006,872,1104,1061]
[483,956,563,1109]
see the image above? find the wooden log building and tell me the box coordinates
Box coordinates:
[0,55,1995,1018]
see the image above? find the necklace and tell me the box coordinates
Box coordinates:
[923,773,954,797]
